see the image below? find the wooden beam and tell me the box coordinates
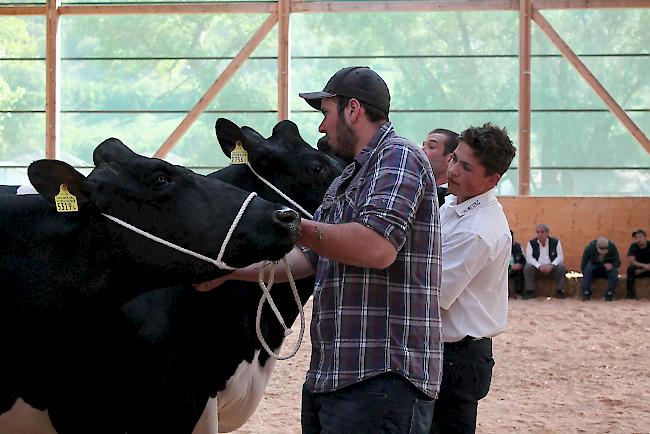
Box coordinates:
[0,5,47,16]
[59,2,276,16]
[535,0,650,9]
[45,0,61,160]
[292,1,518,13]
[519,0,532,196]
[278,0,290,121]
[153,14,279,159]
[532,9,650,155]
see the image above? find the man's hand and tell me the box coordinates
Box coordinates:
[511,263,523,272]
[194,275,231,292]
[604,263,613,271]
[539,264,554,274]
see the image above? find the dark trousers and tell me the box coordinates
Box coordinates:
[302,372,435,434]
[582,263,618,297]
[626,265,650,297]
[509,269,524,295]
[430,338,494,434]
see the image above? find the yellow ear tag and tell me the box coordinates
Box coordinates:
[230,141,249,165]
[54,184,79,213]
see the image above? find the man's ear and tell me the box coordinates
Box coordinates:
[348,98,362,122]
[489,172,501,188]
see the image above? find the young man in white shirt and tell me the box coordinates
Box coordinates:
[523,224,568,299]
[430,123,516,434]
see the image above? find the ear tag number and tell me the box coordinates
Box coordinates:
[54,184,79,213]
[230,141,249,165]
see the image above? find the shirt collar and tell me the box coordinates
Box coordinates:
[354,122,392,168]
[448,188,498,217]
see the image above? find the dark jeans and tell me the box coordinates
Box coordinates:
[430,337,494,434]
[509,269,524,295]
[626,265,650,297]
[582,263,618,297]
[301,372,435,434]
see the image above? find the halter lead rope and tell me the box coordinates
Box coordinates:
[255,258,306,360]
[101,191,257,271]
[242,162,311,360]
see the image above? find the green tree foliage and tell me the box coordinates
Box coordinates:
[0,6,648,194]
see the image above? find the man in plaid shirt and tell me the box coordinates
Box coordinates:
[201,66,442,433]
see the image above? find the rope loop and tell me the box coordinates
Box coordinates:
[255,258,305,360]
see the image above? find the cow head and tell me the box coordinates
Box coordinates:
[215,118,347,216]
[27,138,299,277]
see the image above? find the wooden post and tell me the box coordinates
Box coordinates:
[45,0,61,159]
[533,8,650,155]
[278,0,291,121]
[154,14,279,159]
[518,0,532,195]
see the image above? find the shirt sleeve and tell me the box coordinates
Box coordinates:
[552,240,564,266]
[355,141,428,252]
[440,230,491,310]
[525,241,540,268]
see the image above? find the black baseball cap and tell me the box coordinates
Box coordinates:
[299,66,390,115]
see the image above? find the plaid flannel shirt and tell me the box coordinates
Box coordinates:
[303,123,443,398]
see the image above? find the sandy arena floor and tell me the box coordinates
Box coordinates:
[234,298,650,434]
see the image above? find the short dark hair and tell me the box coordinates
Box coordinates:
[430,128,459,155]
[459,123,516,176]
[632,228,646,237]
[336,95,387,123]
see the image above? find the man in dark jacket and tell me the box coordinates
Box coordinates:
[581,237,621,301]
[509,230,526,297]
[626,228,650,299]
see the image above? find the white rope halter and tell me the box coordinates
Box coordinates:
[241,162,312,360]
[245,162,313,220]
[101,191,258,271]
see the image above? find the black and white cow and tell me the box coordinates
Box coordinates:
[0,137,300,427]
[0,119,346,433]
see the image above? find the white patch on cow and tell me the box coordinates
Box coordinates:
[16,184,38,195]
[0,398,57,434]
[192,349,277,433]
[192,396,219,434]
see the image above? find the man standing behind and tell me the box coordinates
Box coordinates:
[431,123,516,434]
[422,128,459,206]
[581,237,621,301]
[523,224,568,299]
[626,228,650,299]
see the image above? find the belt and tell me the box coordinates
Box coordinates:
[444,336,489,348]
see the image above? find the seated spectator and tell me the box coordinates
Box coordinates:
[581,237,621,301]
[509,230,525,297]
[524,224,568,299]
[626,228,650,299]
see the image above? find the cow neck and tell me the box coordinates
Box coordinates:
[255,257,305,360]
[244,162,313,219]
[101,191,257,271]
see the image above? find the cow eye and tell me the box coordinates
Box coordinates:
[311,163,323,175]
[154,174,171,187]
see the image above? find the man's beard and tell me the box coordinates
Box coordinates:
[333,116,358,160]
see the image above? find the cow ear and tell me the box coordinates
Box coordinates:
[215,118,247,157]
[93,137,134,166]
[272,120,300,138]
[28,159,91,208]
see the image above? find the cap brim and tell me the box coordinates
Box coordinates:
[299,91,337,110]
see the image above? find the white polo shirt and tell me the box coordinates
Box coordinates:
[439,189,511,343]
